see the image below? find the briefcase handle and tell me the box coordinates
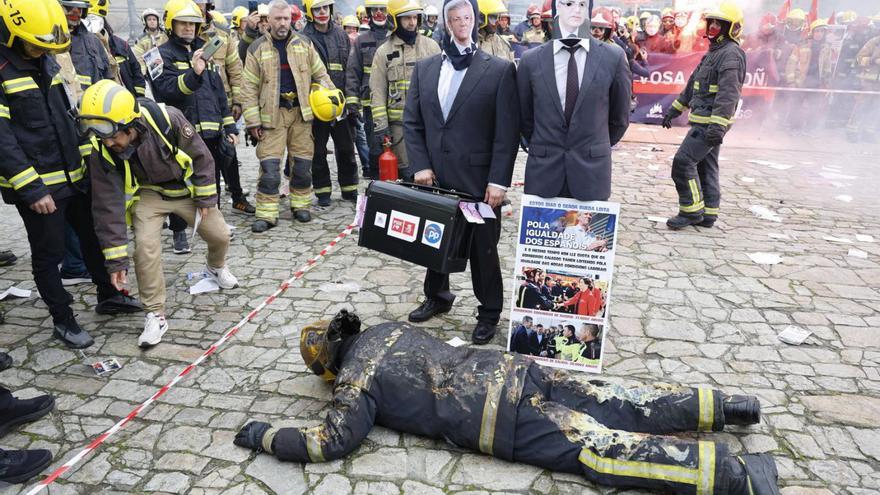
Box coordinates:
[395,181,479,202]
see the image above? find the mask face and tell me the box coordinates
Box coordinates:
[707,19,722,38]
[371,7,387,24]
[556,0,587,34]
[85,14,104,33]
[675,16,687,28]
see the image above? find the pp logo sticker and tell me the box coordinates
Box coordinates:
[387,210,420,242]
[421,221,444,249]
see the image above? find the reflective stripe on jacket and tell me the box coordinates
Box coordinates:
[671,37,745,131]
[369,33,440,130]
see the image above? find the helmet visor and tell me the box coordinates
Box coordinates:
[76,115,120,138]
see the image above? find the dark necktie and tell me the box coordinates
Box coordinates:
[563,45,579,125]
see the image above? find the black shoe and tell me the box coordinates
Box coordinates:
[0,352,11,372]
[233,198,256,215]
[471,321,497,345]
[698,216,716,228]
[95,293,143,315]
[341,191,358,202]
[407,299,453,323]
[735,454,780,495]
[293,210,312,223]
[317,195,331,207]
[251,220,276,233]
[0,250,16,267]
[0,394,54,438]
[60,270,92,286]
[723,394,761,426]
[666,214,703,230]
[52,316,94,349]
[0,448,53,484]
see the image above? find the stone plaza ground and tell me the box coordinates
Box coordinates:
[0,126,878,494]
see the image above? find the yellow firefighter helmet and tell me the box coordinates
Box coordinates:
[309,84,345,122]
[809,18,828,32]
[89,0,110,17]
[304,0,335,22]
[704,0,744,41]
[477,0,507,28]
[786,8,806,21]
[0,0,71,52]
[164,0,204,32]
[342,14,360,27]
[231,6,248,28]
[299,320,337,382]
[388,0,423,27]
[76,80,141,138]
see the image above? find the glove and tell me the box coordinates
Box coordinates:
[373,128,391,149]
[345,103,360,118]
[234,421,272,452]
[662,108,680,129]
[704,124,726,146]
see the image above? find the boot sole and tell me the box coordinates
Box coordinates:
[0,397,55,439]
[95,304,144,315]
[53,331,94,349]
[407,305,453,323]
[0,453,52,484]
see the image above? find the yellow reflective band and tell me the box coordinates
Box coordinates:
[708,84,719,93]
[115,56,127,64]
[709,115,732,126]
[195,122,222,132]
[393,81,410,90]
[301,107,313,118]
[225,51,239,64]
[243,107,260,119]
[178,74,194,95]
[478,354,511,455]
[328,62,344,71]
[387,108,403,120]
[671,100,687,112]
[260,51,275,60]
[689,179,701,204]
[310,58,324,74]
[578,447,700,485]
[303,427,326,463]
[704,207,719,215]
[242,68,260,84]
[313,186,332,195]
[140,184,190,197]
[292,46,308,54]
[223,116,235,126]
[680,201,705,213]
[79,144,93,156]
[51,74,64,86]
[363,66,371,74]
[76,74,92,87]
[135,86,146,96]
[2,77,39,94]
[345,96,359,105]
[9,167,39,190]
[693,81,700,90]
[688,114,711,124]
[102,245,128,260]
[697,441,716,495]
[0,105,9,119]
[193,184,217,196]
[289,195,310,208]
[340,184,358,192]
[361,98,371,107]
[260,112,273,123]
[697,388,714,432]
[174,61,190,70]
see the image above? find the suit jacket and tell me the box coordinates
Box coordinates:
[511,325,532,355]
[404,49,520,198]
[517,38,632,201]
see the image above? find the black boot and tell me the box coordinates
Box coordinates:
[293,209,312,223]
[0,352,11,372]
[53,316,94,349]
[341,191,358,202]
[0,250,16,267]
[666,213,703,230]
[317,194,332,207]
[0,448,53,484]
[408,299,453,323]
[698,215,716,228]
[725,454,780,495]
[251,220,276,233]
[723,394,761,426]
[472,321,497,345]
[95,292,143,315]
[0,394,54,438]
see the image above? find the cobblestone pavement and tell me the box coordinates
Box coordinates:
[0,130,878,495]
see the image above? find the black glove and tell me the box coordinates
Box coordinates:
[234,421,272,452]
[328,309,361,341]
[661,108,680,129]
[704,124,726,146]
[345,103,360,118]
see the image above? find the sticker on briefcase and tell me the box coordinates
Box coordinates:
[374,211,387,228]
[421,221,445,249]
[387,210,420,242]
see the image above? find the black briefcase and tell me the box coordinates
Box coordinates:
[358,181,477,274]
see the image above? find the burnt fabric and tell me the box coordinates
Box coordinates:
[267,323,737,494]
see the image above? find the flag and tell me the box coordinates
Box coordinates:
[777,0,791,20]
[806,0,819,27]
[827,10,835,25]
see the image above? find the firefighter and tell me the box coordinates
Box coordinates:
[133,8,169,76]
[420,4,440,38]
[477,0,514,61]
[60,0,112,90]
[301,0,360,207]
[832,16,871,129]
[356,5,369,25]
[369,0,440,179]
[346,0,391,179]
[241,0,337,231]
[78,80,236,347]
[783,19,833,134]
[661,0,746,230]
[86,0,147,97]
[233,310,781,495]
[497,12,516,44]
[522,10,544,43]
[231,5,250,41]
[590,8,614,43]
[0,0,142,348]
[641,14,674,54]
[343,15,361,41]
[846,32,880,142]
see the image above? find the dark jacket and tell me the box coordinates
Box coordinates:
[271,323,532,462]
[301,22,350,92]
[108,33,147,97]
[516,282,553,311]
[152,35,236,139]
[511,324,533,354]
[69,24,113,89]
[517,38,631,201]
[404,49,519,197]
[0,47,87,206]
[344,25,389,109]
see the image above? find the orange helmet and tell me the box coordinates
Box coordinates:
[590,7,613,29]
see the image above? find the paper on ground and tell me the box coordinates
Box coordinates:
[647,216,667,223]
[635,153,654,160]
[190,209,202,245]
[856,234,875,243]
[835,195,853,203]
[748,159,792,170]
[647,164,660,170]
[823,235,852,244]
[848,249,868,259]
[189,277,220,295]
[445,337,468,347]
[0,286,31,301]
[740,176,755,183]
[318,281,361,293]
[748,252,783,265]
[749,205,783,222]
[767,233,790,240]
[778,325,812,345]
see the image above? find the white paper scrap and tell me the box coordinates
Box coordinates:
[740,176,755,183]
[445,337,468,347]
[647,216,668,223]
[769,163,793,170]
[648,164,660,171]
[476,202,497,219]
[767,233,790,240]
[749,205,783,222]
[189,277,220,295]
[0,286,31,300]
[635,153,653,160]
[848,249,868,259]
[855,234,875,243]
[835,195,853,203]
[778,325,812,345]
[748,252,783,265]
[823,236,853,244]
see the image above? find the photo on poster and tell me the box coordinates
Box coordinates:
[513,266,608,320]
[507,313,605,373]
[519,206,616,252]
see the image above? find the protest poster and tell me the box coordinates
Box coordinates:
[506,194,620,374]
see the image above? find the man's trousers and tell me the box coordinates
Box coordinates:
[311,118,359,200]
[132,191,230,314]
[671,125,720,221]
[514,366,734,494]
[255,107,314,222]
[15,193,118,324]
[424,210,503,325]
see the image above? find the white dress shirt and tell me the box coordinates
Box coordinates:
[552,34,590,110]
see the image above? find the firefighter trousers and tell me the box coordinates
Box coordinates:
[311,118,359,199]
[255,107,314,221]
[671,125,720,220]
[390,123,409,178]
[514,366,734,494]
[363,107,380,178]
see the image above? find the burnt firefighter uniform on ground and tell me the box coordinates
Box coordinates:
[301,0,360,206]
[151,0,239,210]
[0,0,142,350]
[369,0,440,177]
[241,1,335,231]
[87,0,146,97]
[79,80,236,348]
[662,0,746,230]
[234,311,782,495]
[344,0,390,179]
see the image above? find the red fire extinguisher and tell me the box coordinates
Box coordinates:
[378,135,398,181]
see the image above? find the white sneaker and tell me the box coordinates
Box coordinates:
[139,312,168,348]
[207,265,238,289]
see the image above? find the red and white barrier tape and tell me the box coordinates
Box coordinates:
[24,223,359,495]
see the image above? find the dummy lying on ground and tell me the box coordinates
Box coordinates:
[233,310,780,494]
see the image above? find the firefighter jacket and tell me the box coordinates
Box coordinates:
[369,33,440,131]
[671,37,745,134]
[855,35,880,83]
[133,30,169,74]
[479,31,514,62]
[268,322,532,463]
[784,41,834,88]
[241,31,334,128]
[104,33,147,96]
[69,23,113,90]
[94,30,121,85]
[238,25,261,63]
[152,36,236,139]
[301,22,351,94]
[0,46,87,206]
[522,27,545,44]
[88,100,217,273]
[344,26,389,109]
[200,23,245,107]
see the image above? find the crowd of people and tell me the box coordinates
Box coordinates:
[515,268,606,317]
[510,315,602,363]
